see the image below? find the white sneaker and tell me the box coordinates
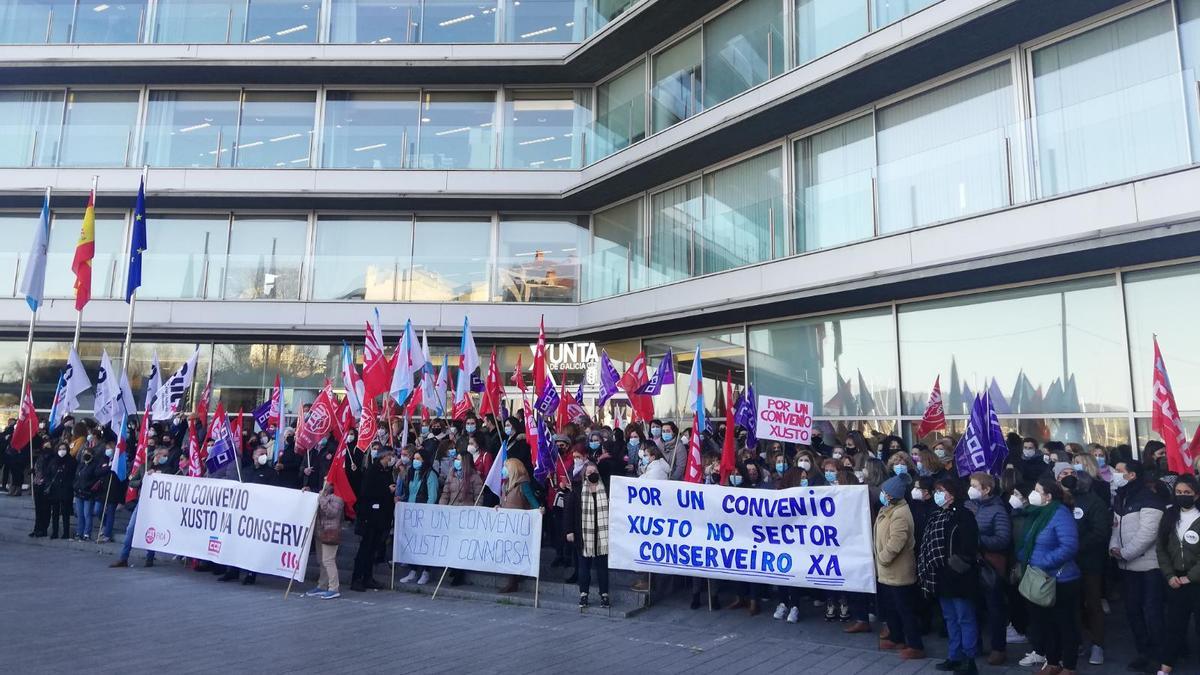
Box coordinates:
[1101,598,1111,615]
[1089,645,1104,665]
[416,571,430,585]
[399,570,418,583]
[1018,652,1046,667]
[1005,624,1028,644]
[786,606,800,623]
[773,603,787,620]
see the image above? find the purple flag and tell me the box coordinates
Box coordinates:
[470,371,485,393]
[251,399,272,432]
[574,380,585,406]
[533,415,556,484]
[733,383,758,448]
[534,377,560,418]
[598,350,621,406]
[954,392,1006,477]
[637,348,674,395]
[499,402,510,423]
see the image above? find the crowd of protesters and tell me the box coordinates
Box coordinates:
[4,409,1200,675]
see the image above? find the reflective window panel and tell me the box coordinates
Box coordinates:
[749,308,898,417]
[651,32,702,133]
[234,91,316,169]
[585,0,637,37]
[495,216,587,303]
[139,215,229,300]
[876,64,1016,233]
[213,343,334,391]
[58,90,138,167]
[871,0,939,30]
[416,91,495,169]
[795,0,867,65]
[0,214,38,299]
[421,0,498,43]
[322,91,419,169]
[0,1,74,43]
[703,0,785,108]
[504,0,583,43]
[330,0,420,43]
[244,0,319,43]
[45,212,125,300]
[73,1,147,43]
[410,217,490,301]
[698,148,784,274]
[648,178,700,286]
[501,90,588,169]
[898,277,1128,417]
[1124,262,1200,412]
[794,114,875,252]
[1032,3,1189,197]
[593,60,647,160]
[586,197,645,299]
[153,0,246,43]
[223,217,306,299]
[0,90,64,168]
[644,330,746,424]
[143,90,240,168]
[311,216,413,301]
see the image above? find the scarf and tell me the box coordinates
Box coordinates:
[581,484,609,557]
[1018,502,1058,564]
[917,507,954,597]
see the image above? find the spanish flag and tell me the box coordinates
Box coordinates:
[71,187,96,310]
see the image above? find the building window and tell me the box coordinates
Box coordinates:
[749,308,898,417]
[496,216,586,302]
[244,0,319,43]
[0,214,37,298]
[140,215,229,299]
[795,114,876,252]
[410,217,490,301]
[143,91,240,168]
[897,277,1128,418]
[876,63,1016,233]
[1032,3,1189,197]
[223,217,306,299]
[73,1,147,43]
[651,32,702,133]
[153,0,247,43]
[421,0,499,43]
[703,0,785,108]
[587,197,645,299]
[501,90,589,169]
[58,90,138,167]
[234,91,315,169]
[649,178,700,286]
[698,148,784,274]
[311,216,413,301]
[871,0,939,30]
[45,212,125,299]
[0,90,64,168]
[1124,262,1200,412]
[330,0,420,43]
[322,91,419,169]
[593,60,646,160]
[504,0,583,43]
[795,0,867,65]
[644,329,746,423]
[0,1,73,43]
[416,92,495,169]
[585,0,637,36]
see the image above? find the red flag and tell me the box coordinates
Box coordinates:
[356,397,378,451]
[405,386,423,419]
[1152,337,1193,474]
[327,401,358,518]
[362,319,389,400]
[185,422,204,477]
[533,316,547,399]
[125,405,151,502]
[683,412,703,483]
[330,397,350,444]
[480,349,502,416]
[617,351,654,422]
[195,376,212,429]
[295,380,337,453]
[915,376,946,438]
[556,370,572,430]
[511,353,526,393]
[719,371,736,485]
[230,408,244,455]
[452,378,473,420]
[10,383,37,451]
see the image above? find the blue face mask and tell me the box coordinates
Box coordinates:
[893,464,908,476]
[503,426,513,437]
[933,491,947,507]
[661,432,674,442]
[650,427,661,438]
[628,439,640,450]
[824,470,836,483]
[1096,456,1106,468]
[589,441,601,451]
[465,424,476,434]
[799,478,809,487]
[729,474,743,486]
[411,459,423,470]
[1073,463,1085,472]
[879,492,890,507]
[500,466,509,479]
[775,462,786,474]
[448,448,457,458]
[453,459,462,471]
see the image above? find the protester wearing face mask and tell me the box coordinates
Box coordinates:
[963,473,1011,666]
[45,443,76,540]
[916,478,980,675]
[1153,475,1200,674]
[1059,465,1110,667]
[886,452,917,483]
[877,475,925,660]
[219,448,279,585]
[659,422,686,481]
[638,446,669,480]
[1015,478,1081,675]
[97,441,125,543]
[351,447,398,592]
[724,463,766,616]
[565,461,611,609]
[71,445,104,542]
[1109,459,1166,673]
[624,423,646,473]
[303,481,345,600]
[437,444,481,587]
[397,447,438,586]
[499,457,543,594]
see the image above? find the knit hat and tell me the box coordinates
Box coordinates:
[881,475,907,501]
[1052,462,1072,480]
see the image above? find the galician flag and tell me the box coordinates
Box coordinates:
[685,345,706,433]
[18,188,50,312]
[112,412,130,482]
[341,342,364,419]
[71,185,97,311]
[389,319,424,406]
[483,439,508,498]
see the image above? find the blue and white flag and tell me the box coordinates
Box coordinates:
[110,368,136,436]
[18,188,50,312]
[112,412,129,482]
[93,350,118,427]
[483,439,508,497]
[954,392,1007,478]
[49,347,91,431]
[143,350,162,411]
[151,346,198,421]
[685,346,706,433]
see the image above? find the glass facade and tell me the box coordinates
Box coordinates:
[794,114,875,252]
[651,32,702,133]
[410,217,490,301]
[593,61,647,159]
[45,212,126,300]
[501,90,590,169]
[311,216,413,301]
[504,0,584,43]
[140,215,229,299]
[330,0,421,43]
[703,0,784,108]
[224,216,307,299]
[322,91,419,169]
[416,92,495,169]
[495,216,586,302]
[0,90,64,168]
[585,197,645,299]
[648,178,699,286]
[698,148,784,272]
[59,90,138,168]
[421,0,499,43]
[795,0,866,65]
[143,90,240,168]
[1124,262,1200,411]
[234,91,316,169]
[0,214,37,298]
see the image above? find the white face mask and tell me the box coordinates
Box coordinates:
[1028,490,1046,507]
[1009,494,1024,510]
[910,487,923,501]
[1111,473,1129,489]
[967,486,983,501]
[256,454,269,466]
[797,461,811,471]
[105,449,114,458]
[832,452,843,460]
[853,470,865,482]
[57,449,67,458]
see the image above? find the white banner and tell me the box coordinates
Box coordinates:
[756,394,814,444]
[608,477,876,593]
[392,502,542,578]
[133,473,318,580]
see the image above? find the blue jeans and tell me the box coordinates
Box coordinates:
[73,497,96,539]
[940,597,979,661]
[119,504,155,563]
[100,503,117,539]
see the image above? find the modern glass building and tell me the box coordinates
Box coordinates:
[1,0,1198,452]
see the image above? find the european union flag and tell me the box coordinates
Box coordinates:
[125,177,147,302]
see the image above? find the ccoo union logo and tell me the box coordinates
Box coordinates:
[280,550,300,571]
[207,536,222,555]
[144,527,170,546]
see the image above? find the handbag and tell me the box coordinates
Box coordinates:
[1018,564,1056,607]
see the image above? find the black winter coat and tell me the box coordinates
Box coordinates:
[46,454,77,501]
[936,504,980,599]
[358,462,395,526]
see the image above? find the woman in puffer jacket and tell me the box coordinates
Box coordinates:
[1155,474,1200,674]
[1015,477,1081,675]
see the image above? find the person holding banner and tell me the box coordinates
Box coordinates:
[398,446,439,586]
[876,475,925,660]
[917,478,980,675]
[439,442,483,587]
[220,446,279,585]
[566,460,611,609]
